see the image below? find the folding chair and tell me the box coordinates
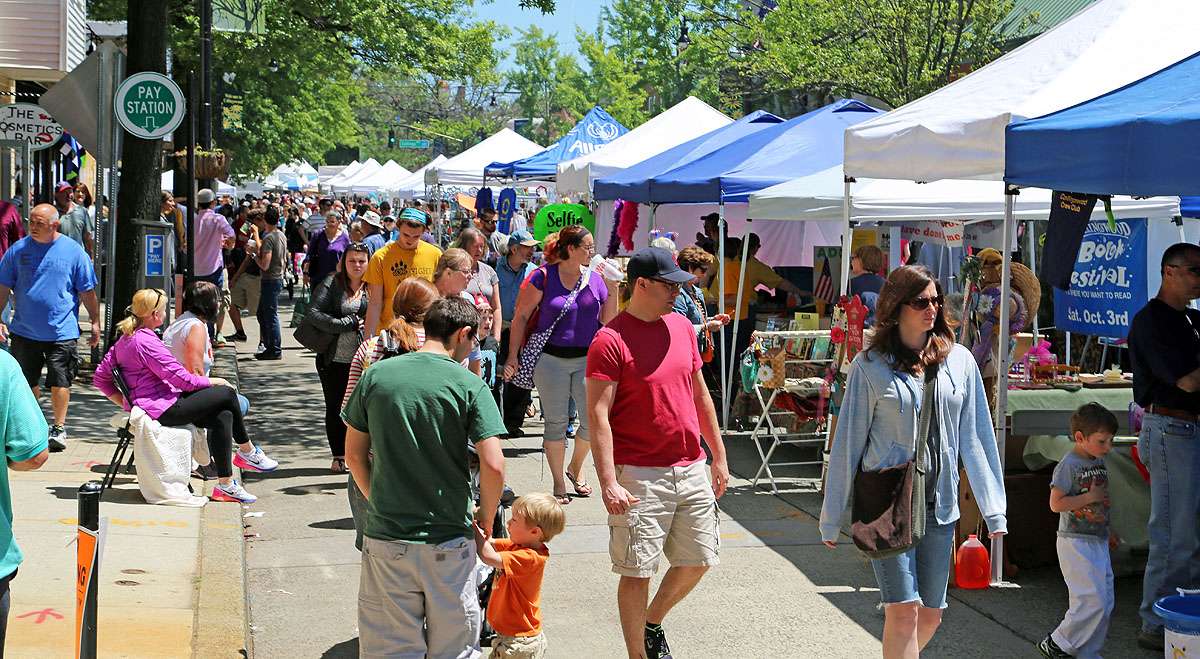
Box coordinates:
[101,366,137,493]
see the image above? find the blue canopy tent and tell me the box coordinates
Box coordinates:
[1183,197,1200,218]
[485,106,627,181]
[1005,49,1200,195]
[592,111,784,203]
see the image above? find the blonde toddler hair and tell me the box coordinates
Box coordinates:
[513,492,566,542]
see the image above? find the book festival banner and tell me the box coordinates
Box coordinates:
[1053,218,1148,339]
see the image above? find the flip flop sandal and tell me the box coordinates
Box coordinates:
[552,492,572,505]
[565,471,592,497]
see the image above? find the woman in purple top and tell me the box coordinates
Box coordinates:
[504,226,618,503]
[304,211,349,287]
[93,289,280,504]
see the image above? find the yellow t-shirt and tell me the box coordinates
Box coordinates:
[705,257,785,320]
[363,240,442,326]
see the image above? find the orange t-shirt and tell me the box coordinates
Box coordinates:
[487,539,550,637]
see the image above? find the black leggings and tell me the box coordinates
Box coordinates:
[315,359,352,457]
[158,386,248,478]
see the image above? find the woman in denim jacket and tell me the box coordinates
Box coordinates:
[820,265,1007,658]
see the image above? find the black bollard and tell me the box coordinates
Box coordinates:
[76,481,101,659]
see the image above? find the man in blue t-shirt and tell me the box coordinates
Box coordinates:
[0,204,100,452]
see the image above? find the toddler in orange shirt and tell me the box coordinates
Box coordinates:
[474,492,566,658]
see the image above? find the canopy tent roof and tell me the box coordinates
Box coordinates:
[426,129,542,188]
[844,0,1200,182]
[392,155,447,199]
[747,165,1181,222]
[555,97,731,198]
[318,164,350,183]
[593,111,783,203]
[485,106,627,180]
[325,159,375,188]
[349,160,413,194]
[645,99,880,204]
[263,161,318,190]
[1005,50,1200,196]
[332,159,382,191]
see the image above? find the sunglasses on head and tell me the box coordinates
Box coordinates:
[347,242,370,252]
[904,295,944,311]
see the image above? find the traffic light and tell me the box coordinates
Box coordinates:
[387,129,396,148]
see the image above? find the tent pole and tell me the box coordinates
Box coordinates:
[725,217,752,427]
[1027,219,1039,339]
[840,178,855,294]
[649,203,656,235]
[991,187,1017,587]
[717,202,728,431]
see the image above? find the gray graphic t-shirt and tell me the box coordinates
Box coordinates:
[1050,451,1110,539]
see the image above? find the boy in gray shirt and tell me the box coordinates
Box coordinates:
[1039,403,1118,659]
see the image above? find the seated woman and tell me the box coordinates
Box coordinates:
[162,280,251,416]
[94,289,279,503]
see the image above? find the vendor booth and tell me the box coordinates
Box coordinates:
[390,155,447,200]
[348,160,412,195]
[485,106,627,183]
[424,128,542,189]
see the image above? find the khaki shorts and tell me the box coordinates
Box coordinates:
[229,274,261,314]
[491,632,546,658]
[608,461,720,578]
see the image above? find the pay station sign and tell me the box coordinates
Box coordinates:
[0,103,64,150]
[114,72,185,139]
[144,234,166,277]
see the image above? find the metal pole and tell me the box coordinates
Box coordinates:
[648,203,656,235]
[724,217,752,425]
[102,45,124,352]
[186,71,197,284]
[199,0,212,150]
[1027,219,1039,338]
[991,187,1016,587]
[76,481,101,659]
[716,202,727,431]
[839,178,855,294]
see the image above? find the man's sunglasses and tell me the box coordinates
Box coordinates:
[904,295,944,310]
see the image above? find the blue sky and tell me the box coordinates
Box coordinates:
[471,0,607,69]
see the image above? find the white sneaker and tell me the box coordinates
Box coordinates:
[211,479,257,503]
[233,447,279,473]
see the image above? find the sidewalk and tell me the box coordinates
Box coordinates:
[4,335,247,657]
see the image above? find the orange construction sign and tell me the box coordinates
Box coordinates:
[75,526,98,659]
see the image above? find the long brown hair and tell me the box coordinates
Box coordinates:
[387,277,439,352]
[866,265,953,374]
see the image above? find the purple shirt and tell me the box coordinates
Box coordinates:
[529,264,608,348]
[308,229,349,287]
[194,209,233,277]
[0,200,23,262]
[93,328,211,419]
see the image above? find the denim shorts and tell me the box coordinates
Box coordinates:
[870,513,957,609]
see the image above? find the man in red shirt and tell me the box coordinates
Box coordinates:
[587,247,729,659]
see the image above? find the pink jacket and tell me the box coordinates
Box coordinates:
[93,328,211,419]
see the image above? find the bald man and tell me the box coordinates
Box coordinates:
[0,203,99,452]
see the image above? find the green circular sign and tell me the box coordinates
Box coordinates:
[114,72,185,139]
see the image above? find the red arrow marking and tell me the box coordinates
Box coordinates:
[70,461,103,469]
[17,608,63,624]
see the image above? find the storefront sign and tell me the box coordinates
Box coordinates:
[0,104,64,151]
[533,203,595,240]
[1053,217,1147,339]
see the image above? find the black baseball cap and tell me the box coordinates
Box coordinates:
[627,247,693,284]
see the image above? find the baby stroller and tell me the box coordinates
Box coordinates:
[468,446,515,648]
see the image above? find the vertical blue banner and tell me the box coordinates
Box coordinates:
[1053,217,1147,339]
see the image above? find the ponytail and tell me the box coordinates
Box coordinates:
[116,289,167,337]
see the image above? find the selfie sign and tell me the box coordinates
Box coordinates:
[533,203,595,241]
[1053,217,1147,339]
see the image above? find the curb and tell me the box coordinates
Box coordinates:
[192,344,251,658]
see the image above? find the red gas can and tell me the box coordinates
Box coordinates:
[955,534,991,589]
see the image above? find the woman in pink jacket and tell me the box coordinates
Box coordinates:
[93,288,279,503]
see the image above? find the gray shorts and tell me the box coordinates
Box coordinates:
[532,353,587,442]
[608,461,721,578]
[358,536,481,658]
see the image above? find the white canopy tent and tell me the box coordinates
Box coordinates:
[330,158,381,193]
[324,159,372,190]
[263,161,318,190]
[555,97,732,199]
[349,160,412,194]
[424,129,542,188]
[390,155,447,199]
[318,163,351,185]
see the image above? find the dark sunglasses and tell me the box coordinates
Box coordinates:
[904,295,944,311]
[651,278,683,292]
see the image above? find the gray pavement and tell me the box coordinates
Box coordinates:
[239,298,1155,658]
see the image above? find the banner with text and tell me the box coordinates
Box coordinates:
[1053,217,1147,339]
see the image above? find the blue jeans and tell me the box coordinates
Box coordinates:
[870,513,957,609]
[256,278,282,354]
[1137,413,1200,632]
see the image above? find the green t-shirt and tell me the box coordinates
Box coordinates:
[342,351,506,544]
[0,351,49,578]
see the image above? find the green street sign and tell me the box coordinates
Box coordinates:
[533,203,595,241]
[114,72,185,139]
[398,139,431,149]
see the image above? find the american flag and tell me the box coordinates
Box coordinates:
[814,258,835,302]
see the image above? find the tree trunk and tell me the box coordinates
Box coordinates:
[115,0,171,315]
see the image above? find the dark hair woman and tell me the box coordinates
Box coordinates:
[306,242,370,473]
[162,280,251,425]
[504,225,619,504]
[819,266,1007,657]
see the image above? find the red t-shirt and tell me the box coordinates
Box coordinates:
[586,311,705,467]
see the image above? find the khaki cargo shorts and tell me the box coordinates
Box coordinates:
[229,273,261,314]
[608,460,720,578]
[491,632,547,658]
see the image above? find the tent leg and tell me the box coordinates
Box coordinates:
[839,178,855,294]
[991,188,1016,587]
[724,218,752,429]
[717,203,729,431]
[1027,219,1039,339]
[649,203,656,235]
[888,225,901,272]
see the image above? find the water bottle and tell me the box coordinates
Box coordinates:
[590,254,624,282]
[955,534,991,589]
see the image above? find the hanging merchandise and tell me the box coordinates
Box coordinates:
[474,187,494,214]
[497,188,517,234]
[606,200,624,257]
[1042,191,1098,290]
[616,200,639,251]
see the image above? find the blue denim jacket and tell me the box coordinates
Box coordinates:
[819,343,1007,542]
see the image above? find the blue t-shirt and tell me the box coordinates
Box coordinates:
[364,232,388,258]
[0,236,97,341]
[1050,450,1110,539]
[0,351,49,578]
